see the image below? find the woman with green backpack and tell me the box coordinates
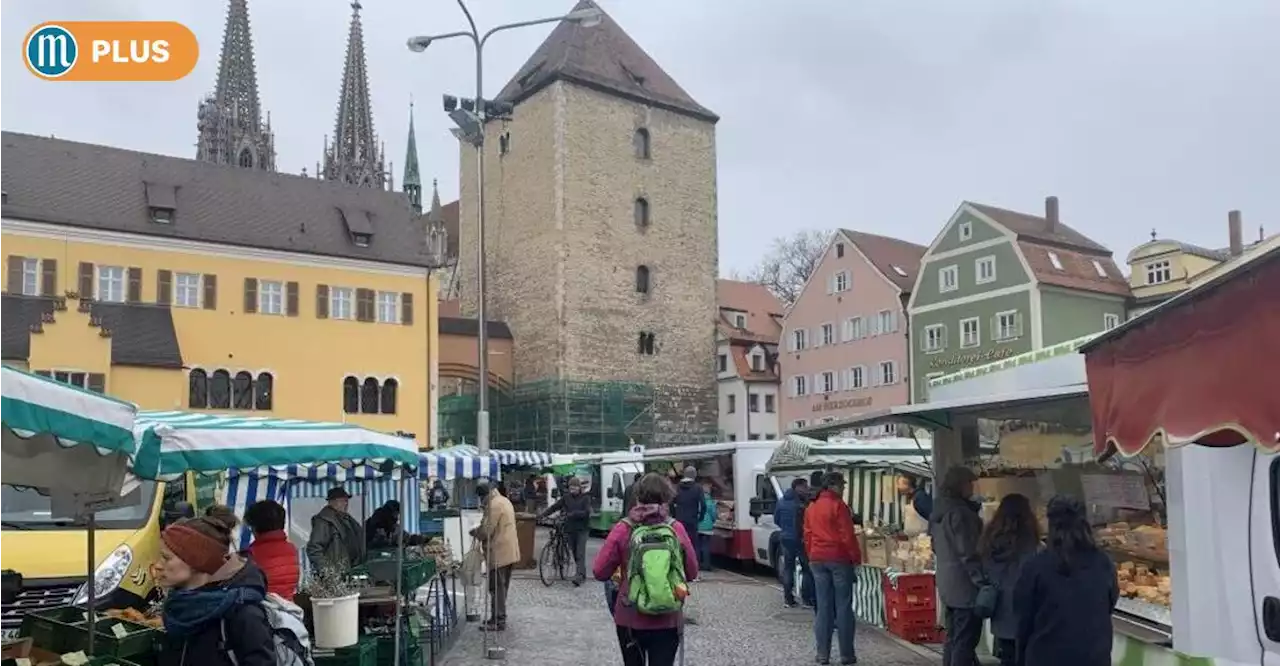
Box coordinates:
[593,473,700,666]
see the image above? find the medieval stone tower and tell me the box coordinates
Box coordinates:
[455,0,719,447]
[196,0,276,170]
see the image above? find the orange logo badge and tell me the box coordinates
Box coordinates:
[24,21,198,81]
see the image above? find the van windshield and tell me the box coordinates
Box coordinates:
[1,482,157,530]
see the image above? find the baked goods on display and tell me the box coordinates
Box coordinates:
[1115,559,1171,608]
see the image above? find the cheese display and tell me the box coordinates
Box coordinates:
[887,533,933,573]
[1097,522,1170,609]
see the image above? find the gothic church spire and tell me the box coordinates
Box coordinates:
[196,0,276,171]
[322,1,387,189]
[403,101,422,212]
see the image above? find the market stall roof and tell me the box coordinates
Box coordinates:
[1080,239,1280,455]
[791,385,1090,440]
[1,366,139,495]
[131,410,420,481]
[765,434,935,475]
[419,444,558,481]
[641,439,783,462]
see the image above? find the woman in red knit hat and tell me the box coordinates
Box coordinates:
[155,506,276,666]
[244,500,299,601]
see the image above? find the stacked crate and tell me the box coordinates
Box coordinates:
[882,573,944,643]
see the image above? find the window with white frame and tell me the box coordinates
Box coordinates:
[258,280,284,315]
[960,317,980,348]
[821,371,836,394]
[376,291,399,323]
[939,265,959,292]
[995,310,1022,341]
[330,287,354,320]
[878,361,896,385]
[1092,260,1108,278]
[792,375,808,396]
[923,324,947,352]
[975,256,996,284]
[175,273,201,307]
[847,365,865,390]
[97,266,125,302]
[1047,251,1064,270]
[834,270,850,293]
[844,316,865,341]
[792,420,807,430]
[959,221,973,241]
[733,312,746,328]
[792,328,808,351]
[820,323,835,346]
[1145,260,1172,285]
[1103,313,1121,330]
[21,258,40,295]
[877,309,896,334]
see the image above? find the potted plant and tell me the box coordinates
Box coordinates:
[302,566,359,649]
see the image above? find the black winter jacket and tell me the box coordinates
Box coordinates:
[540,492,593,533]
[671,481,705,535]
[157,562,275,666]
[1013,547,1119,666]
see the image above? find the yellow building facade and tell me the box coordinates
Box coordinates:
[2,132,441,449]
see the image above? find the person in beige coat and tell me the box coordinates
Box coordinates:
[470,480,518,631]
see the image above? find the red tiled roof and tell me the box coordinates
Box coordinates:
[730,343,778,381]
[840,229,927,292]
[1019,241,1131,297]
[969,202,1110,253]
[717,279,783,342]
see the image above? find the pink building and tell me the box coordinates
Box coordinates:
[780,230,926,433]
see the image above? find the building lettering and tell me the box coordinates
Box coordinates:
[813,397,873,413]
[929,347,1016,369]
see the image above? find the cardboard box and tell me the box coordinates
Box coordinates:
[864,535,889,569]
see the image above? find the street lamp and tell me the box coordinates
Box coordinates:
[406,0,602,458]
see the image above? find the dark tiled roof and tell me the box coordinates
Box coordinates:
[1,295,55,360]
[1,132,433,268]
[1019,241,1131,298]
[439,316,513,340]
[840,230,927,292]
[493,0,717,123]
[969,202,1110,254]
[1,295,183,367]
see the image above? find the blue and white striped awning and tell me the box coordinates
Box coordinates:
[417,445,553,481]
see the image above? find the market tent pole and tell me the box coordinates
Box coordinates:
[392,474,405,666]
[86,511,96,656]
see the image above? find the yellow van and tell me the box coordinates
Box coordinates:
[0,474,215,638]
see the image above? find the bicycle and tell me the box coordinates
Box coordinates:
[539,518,572,586]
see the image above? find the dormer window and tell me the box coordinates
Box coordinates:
[339,207,375,248]
[352,233,371,247]
[150,208,174,224]
[734,313,746,328]
[750,354,764,372]
[144,182,177,225]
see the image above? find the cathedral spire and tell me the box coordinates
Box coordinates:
[322,0,387,189]
[403,100,422,213]
[196,0,276,171]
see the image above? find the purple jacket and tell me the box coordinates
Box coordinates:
[592,503,700,630]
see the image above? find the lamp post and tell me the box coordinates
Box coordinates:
[407,0,602,457]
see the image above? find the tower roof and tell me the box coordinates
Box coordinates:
[403,102,421,189]
[212,0,264,131]
[494,0,717,123]
[323,0,387,188]
[196,0,275,171]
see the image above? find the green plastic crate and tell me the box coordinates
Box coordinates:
[355,558,436,593]
[373,636,421,666]
[85,656,143,666]
[69,619,158,661]
[19,606,86,654]
[314,636,377,666]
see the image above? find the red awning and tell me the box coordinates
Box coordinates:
[1083,247,1280,456]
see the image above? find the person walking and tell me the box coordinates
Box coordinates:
[931,466,987,666]
[471,479,519,631]
[305,487,365,572]
[1013,495,1118,666]
[670,467,705,548]
[622,472,642,515]
[979,493,1041,666]
[538,476,593,585]
[593,473,699,666]
[804,472,860,665]
[243,500,299,601]
[696,478,718,572]
[775,477,815,608]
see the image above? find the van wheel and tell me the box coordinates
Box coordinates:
[768,541,781,578]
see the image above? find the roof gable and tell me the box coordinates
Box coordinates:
[968,201,1109,254]
[840,229,927,293]
[493,0,717,123]
[1019,241,1130,297]
[717,279,782,342]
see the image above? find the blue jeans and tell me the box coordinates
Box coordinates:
[697,532,713,570]
[811,562,856,663]
[780,541,815,606]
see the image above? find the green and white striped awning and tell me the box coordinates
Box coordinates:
[132,410,420,481]
[1,365,137,457]
[766,434,934,474]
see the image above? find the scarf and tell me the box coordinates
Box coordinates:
[163,584,264,637]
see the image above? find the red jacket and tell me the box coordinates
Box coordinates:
[246,530,299,600]
[803,490,862,565]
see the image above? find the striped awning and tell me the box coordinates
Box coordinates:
[417,444,553,481]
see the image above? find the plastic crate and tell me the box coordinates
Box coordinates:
[882,573,936,609]
[314,635,377,666]
[884,585,935,613]
[70,618,159,661]
[886,619,944,644]
[85,657,145,666]
[19,607,86,654]
[355,559,436,594]
[374,635,422,666]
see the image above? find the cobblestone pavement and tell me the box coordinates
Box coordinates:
[438,532,939,666]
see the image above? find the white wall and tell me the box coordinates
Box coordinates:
[717,379,781,441]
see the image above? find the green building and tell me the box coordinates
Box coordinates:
[908,197,1130,402]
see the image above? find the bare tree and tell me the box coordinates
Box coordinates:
[743,230,829,308]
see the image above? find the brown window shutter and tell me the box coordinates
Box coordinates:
[127,267,142,303]
[41,259,57,297]
[401,293,413,325]
[7,255,24,293]
[356,288,373,322]
[316,284,329,319]
[286,282,299,316]
[87,373,106,394]
[203,274,218,310]
[78,262,94,299]
[156,270,172,305]
[34,370,52,378]
[243,278,258,314]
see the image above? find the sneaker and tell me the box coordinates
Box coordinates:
[839,659,857,665]
[784,600,798,609]
[815,658,830,665]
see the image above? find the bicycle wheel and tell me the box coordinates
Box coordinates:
[538,540,557,587]
[555,538,570,580]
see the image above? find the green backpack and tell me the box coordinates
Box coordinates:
[621,518,686,615]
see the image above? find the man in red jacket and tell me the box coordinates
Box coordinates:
[803,472,861,666]
[244,499,300,601]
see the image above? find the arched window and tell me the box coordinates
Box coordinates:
[254,372,273,411]
[361,378,380,414]
[634,197,650,229]
[188,369,208,408]
[238,148,253,168]
[342,376,359,414]
[233,371,254,409]
[633,128,651,159]
[380,379,398,415]
[209,370,232,409]
[635,265,651,294]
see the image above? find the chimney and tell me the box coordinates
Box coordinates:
[1045,196,1059,232]
[1228,210,1243,257]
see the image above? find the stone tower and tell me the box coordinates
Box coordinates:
[321,1,388,189]
[456,0,720,446]
[196,0,276,171]
[403,102,423,213]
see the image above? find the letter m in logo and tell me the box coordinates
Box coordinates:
[26,25,78,79]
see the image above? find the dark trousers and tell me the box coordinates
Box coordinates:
[943,606,983,666]
[696,532,712,571]
[566,529,588,581]
[616,625,680,666]
[780,540,815,606]
[487,564,513,623]
[994,638,1016,666]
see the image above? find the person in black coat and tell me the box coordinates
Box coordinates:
[670,466,706,545]
[978,493,1041,666]
[155,507,276,666]
[365,500,425,550]
[1013,495,1119,666]
[538,476,594,585]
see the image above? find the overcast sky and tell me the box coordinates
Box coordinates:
[3,0,1276,275]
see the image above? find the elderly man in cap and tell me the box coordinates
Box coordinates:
[538,475,593,585]
[306,486,365,571]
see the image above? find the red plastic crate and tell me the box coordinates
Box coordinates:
[887,620,945,644]
[885,605,935,628]
[884,587,936,612]
[882,573,936,609]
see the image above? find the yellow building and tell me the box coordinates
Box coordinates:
[1,132,442,449]
[1124,210,1249,318]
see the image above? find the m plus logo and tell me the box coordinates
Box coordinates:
[22,21,198,82]
[25,24,78,79]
